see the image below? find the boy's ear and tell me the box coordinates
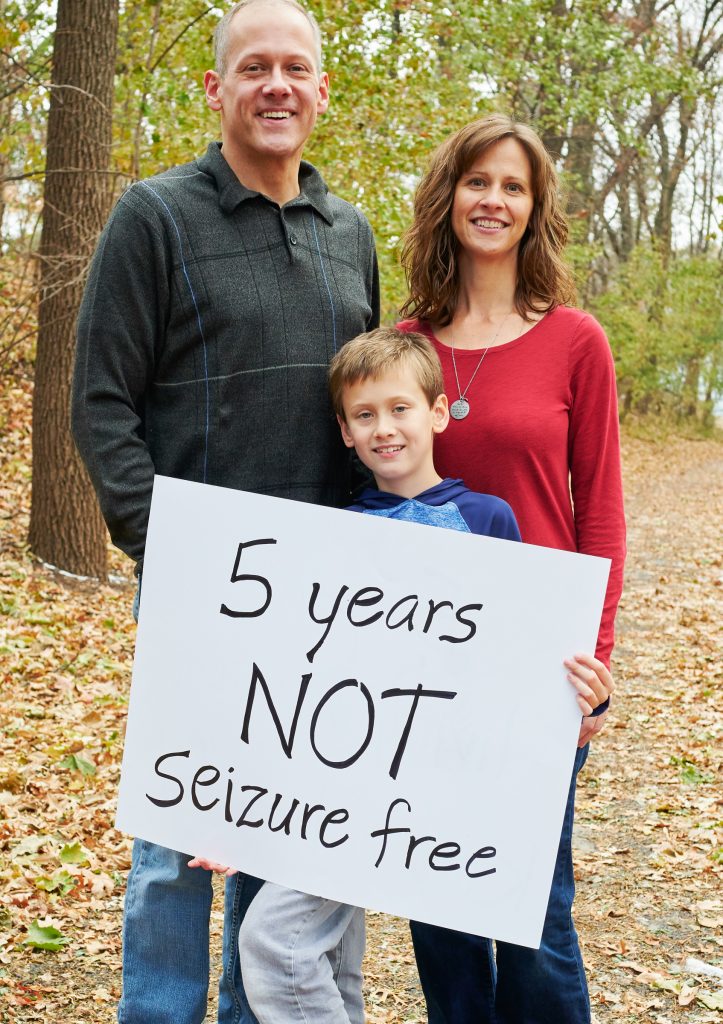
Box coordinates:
[337,413,356,449]
[432,394,450,434]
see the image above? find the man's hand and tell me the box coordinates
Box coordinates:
[187,856,237,876]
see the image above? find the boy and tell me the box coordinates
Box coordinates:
[331,327,521,539]
[192,327,612,1022]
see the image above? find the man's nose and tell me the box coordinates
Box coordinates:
[263,65,292,94]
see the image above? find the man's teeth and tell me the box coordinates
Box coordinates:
[261,111,292,119]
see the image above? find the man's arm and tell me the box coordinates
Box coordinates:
[367,242,381,330]
[72,191,169,570]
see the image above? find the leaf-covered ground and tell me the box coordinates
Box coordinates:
[1,373,721,1022]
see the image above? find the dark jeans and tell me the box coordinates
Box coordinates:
[411,744,591,1024]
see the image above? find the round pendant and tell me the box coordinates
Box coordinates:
[450,398,470,420]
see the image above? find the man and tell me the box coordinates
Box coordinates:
[71,2,379,1021]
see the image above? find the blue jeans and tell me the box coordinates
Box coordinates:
[122,577,265,1023]
[117,840,264,1023]
[411,744,591,1024]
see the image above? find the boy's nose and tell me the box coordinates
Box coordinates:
[374,417,395,437]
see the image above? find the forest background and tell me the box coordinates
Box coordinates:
[0,1,721,1020]
[2,0,722,576]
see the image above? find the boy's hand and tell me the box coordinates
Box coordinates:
[564,652,614,718]
[187,856,237,876]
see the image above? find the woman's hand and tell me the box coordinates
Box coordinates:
[564,652,614,717]
[187,856,237,876]
[577,709,608,748]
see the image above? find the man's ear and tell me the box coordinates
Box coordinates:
[204,69,223,111]
[337,413,355,449]
[432,394,450,434]
[317,71,330,115]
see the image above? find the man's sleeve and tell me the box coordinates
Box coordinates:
[71,191,169,570]
[368,242,381,330]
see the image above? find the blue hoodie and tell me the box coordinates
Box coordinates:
[347,478,521,541]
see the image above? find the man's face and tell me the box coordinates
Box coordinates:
[204,2,329,167]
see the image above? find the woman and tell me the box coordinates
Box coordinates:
[397,114,626,1024]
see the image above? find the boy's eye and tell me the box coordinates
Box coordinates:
[356,411,373,420]
[393,405,408,414]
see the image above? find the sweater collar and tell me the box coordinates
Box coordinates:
[198,141,334,224]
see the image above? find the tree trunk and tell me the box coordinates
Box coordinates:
[29,0,119,578]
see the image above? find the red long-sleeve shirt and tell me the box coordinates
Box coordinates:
[398,307,626,667]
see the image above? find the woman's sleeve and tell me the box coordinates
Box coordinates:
[568,314,626,668]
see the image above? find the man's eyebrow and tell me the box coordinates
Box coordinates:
[235,51,314,63]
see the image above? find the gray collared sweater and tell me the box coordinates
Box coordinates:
[72,143,380,569]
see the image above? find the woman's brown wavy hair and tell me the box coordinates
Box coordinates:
[400,114,576,325]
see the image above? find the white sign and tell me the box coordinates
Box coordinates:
[116,475,609,948]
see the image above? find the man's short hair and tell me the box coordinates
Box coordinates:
[214,0,323,77]
[329,327,444,419]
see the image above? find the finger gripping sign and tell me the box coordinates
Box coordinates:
[116,476,610,948]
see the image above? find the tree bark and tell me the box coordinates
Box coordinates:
[29,0,119,577]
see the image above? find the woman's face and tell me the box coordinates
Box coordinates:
[450,137,534,264]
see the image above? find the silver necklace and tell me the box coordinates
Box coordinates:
[449,314,511,420]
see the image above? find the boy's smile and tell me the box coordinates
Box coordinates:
[338,367,449,498]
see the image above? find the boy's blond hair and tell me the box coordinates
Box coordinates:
[329,327,444,419]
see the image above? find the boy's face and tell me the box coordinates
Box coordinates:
[338,366,449,498]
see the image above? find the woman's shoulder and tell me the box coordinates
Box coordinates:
[543,305,610,350]
[396,316,431,336]
[545,304,604,331]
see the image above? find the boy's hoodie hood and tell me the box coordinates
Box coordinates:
[349,478,469,512]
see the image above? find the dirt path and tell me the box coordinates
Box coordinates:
[1,412,721,1021]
